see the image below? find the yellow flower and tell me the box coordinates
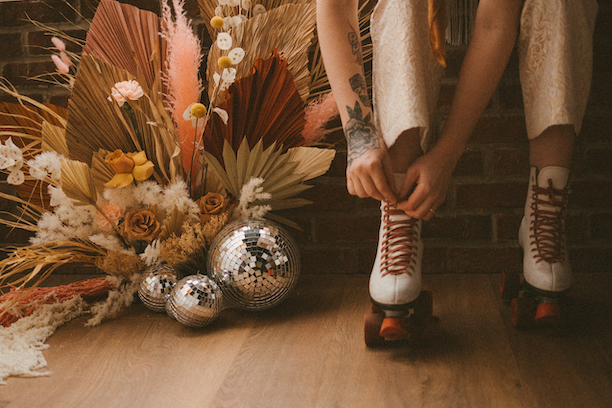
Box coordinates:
[127,151,148,166]
[218,56,232,69]
[190,103,207,119]
[132,160,154,181]
[210,16,224,29]
[105,173,134,189]
[105,149,134,174]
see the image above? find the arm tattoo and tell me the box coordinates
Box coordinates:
[348,31,363,66]
[349,73,370,108]
[344,101,381,167]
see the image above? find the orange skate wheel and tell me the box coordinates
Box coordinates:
[534,302,562,325]
[500,271,520,301]
[364,312,385,347]
[379,317,409,340]
[511,297,536,328]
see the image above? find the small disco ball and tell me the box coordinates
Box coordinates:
[138,264,178,312]
[207,218,300,311]
[166,274,223,328]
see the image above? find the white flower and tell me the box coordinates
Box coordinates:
[161,181,200,220]
[218,0,230,5]
[51,36,66,52]
[7,159,23,172]
[103,184,138,209]
[108,80,144,107]
[227,0,240,6]
[252,4,266,16]
[228,47,245,65]
[51,54,70,74]
[222,67,237,83]
[134,181,164,208]
[238,177,272,219]
[214,108,229,124]
[216,33,232,50]
[0,137,22,169]
[7,170,24,185]
[27,151,63,182]
[231,16,243,27]
[140,240,162,266]
[215,6,224,16]
[241,0,252,10]
[49,185,70,207]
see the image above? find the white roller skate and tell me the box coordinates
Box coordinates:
[500,166,571,328]
[364,185,433,346]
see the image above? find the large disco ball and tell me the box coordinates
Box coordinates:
[166,274,223,328]
[138,264,177,312]
[207,218,300,311]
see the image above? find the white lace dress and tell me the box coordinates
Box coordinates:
[370,0,599,149]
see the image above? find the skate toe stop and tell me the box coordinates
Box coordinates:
[380,317,408,339]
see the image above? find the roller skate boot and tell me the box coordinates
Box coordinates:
[365,196,432,347]
[500,166,571,328]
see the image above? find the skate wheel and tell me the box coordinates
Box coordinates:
[499,271,520,301]
[534,302,562,325]
[364,313,385,347]
[380,317,409,340]
[511,297,536,328]
[411,291,433,342]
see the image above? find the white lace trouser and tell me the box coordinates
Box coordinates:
[370,0,599,151]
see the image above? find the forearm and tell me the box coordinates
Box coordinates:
[434,0,523,165]
[316,0,383,164]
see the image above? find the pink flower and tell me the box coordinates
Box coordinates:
[108,80,145,107]
[51,54,69,74]
[51,36,66,52]
[95,202,125,231]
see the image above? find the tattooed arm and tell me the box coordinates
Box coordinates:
[316,0,396,203]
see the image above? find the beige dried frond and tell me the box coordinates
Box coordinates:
[65,55,183,183]
[83,0,167,93]
[204,138,334,212]
[157,207,187,242]
[60,158,97,206]
[90,150,115,191]
[41,121,69,156]
[207,2,316,102]
[96,251,145,278]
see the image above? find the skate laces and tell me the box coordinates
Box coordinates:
[529,179,570,264]
[380,204,419,277]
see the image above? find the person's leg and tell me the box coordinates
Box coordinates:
[516,0,597,321]
[368,0,440,337]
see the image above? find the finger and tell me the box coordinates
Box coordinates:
[398,166,418,201]
[359,174,386,201]
[373,158,397,203]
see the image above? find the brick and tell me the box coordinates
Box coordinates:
[422,246,446,274]
[566,215,588,243]
[437,82,455,111]
[422,215,491,241]
[569,247,612,274]
[0,0,77,27]
[498,81,524,110]
[0,33,24,59]
[449,247,522,274]
[470,115,528,144]
[355,242,377,274]
[314,215,379,243]
[453,149,484,176]
[591,213,612,240]
[571,180,612,209]
[326,149,347,178]
[2,61,57,86]
[443,46,466,78]
[580,114,612,143]
[492,148,530,176]
[27,30,86,56]
[300,247,354,275]
[297,182,355,211]
[455,182,526,209]
[47,94,71,107]
[496,213,522,241]
[587,74,612,109]
[583,148,612,176]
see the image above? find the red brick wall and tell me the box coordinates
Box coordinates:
[1,0,610,276]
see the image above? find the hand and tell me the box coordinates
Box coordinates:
[346,144,397,203]
[396,148,455,220]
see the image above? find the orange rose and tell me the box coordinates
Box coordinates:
[105,150,134,174]
[196,192,230,223]
[121,206,160,242]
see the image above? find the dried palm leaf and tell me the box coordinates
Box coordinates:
[206,2,316,102]
[204,138,334,212]
[82,0,167,93]
[90,149,115,191]
[65,55,183,184]
[60,158,97,206]
[41,121,69,156]
[201,51,306,166]
[198,0,310,39]
[157,207,186,242]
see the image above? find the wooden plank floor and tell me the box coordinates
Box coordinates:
[3,273,612,408]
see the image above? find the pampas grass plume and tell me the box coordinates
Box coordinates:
[301,92,339,146]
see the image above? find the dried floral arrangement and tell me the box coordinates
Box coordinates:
[0,0,387,382]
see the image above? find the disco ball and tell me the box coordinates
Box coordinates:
[207,218,300,311]
[138,264,178,312]
[166,274,223,328]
